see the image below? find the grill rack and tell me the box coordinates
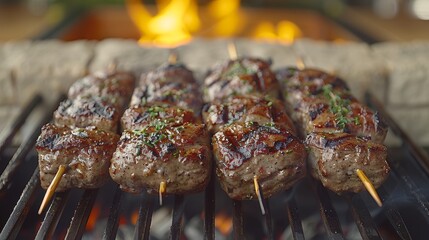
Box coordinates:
[0,93,428,239]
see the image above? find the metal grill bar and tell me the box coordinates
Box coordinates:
[133,192,154,240]
[263,200,274,240]
[103,185,123,240]
[65,189,99,240]
[232,200,243,240]
[345,194,382,240]
[286,197,305,240]
[0,168,40,240]
[313,181,345,240]
[366,93,429,176]
[0,94,43,155]
[385,208,412,240]
[35,191,71,240]
[204,171,215,240]
[0,95,64,191]
[170,195,185,240]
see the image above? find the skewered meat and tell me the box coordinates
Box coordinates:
[68,70,135,108]
[202,94,296,134]
[36,123,120,191]
[130,64,203,115]
[277,67,387,143]
[204,58,280,102]
[277,67,390,193]
[110,123,212,194]
[130,84,202,117]
[121,102,198,130]
[110,62,211,195]
[212,122,306,200]
[306,132,389,193]
[204,58,307,200]
[54,97,121,133]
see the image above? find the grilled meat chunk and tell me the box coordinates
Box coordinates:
[110,123,212,194]
[204,58,279,102]
[139,63,196,86]
[305,132,389,193]
[36,123,120,191]
[130,64,203,115]
[203,94,296,134]
[68,70,135,108]
[122,103,198,130]
[212,122,307,200]
[54,97,121,133]
[130,82,203,116]
[277,67,387,143]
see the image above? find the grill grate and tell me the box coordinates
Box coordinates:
[0,92,429,239]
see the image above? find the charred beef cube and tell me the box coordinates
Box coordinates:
[54,97,121,133]
[139,63,196,86]
[121,103,198,131]
[130,82,203,116]
[212,122,307,200]
[294,97,388,143]
[36,123,119,191]
[277,68,387,143]
[204,58,280,102]
[68,70,135,108]
[305,132,390,193]
[203,94,296,135]
[110,123,212,194]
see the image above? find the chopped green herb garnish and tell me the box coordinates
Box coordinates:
[354,116,360,125]
[267,101,273,107]
[322,84,352,130]
[222,61,257,78]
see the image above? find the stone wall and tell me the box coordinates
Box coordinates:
[1,38,428,146]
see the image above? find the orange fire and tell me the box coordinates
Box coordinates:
[214,211,233,236]
[85,204,101,231]
[126,0,200,46]
[126,0,302,46]
[253,20,302,44]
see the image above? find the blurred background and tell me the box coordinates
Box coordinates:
[1,0,429,45]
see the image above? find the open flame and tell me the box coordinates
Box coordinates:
[126,0,200,47]
[253,20,302,44]
[126,0,302,46]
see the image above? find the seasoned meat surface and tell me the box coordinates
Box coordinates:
[204,58,280,102]
[36,124,119,191]
[203,94,296,134]
[212,122,306,200]
[68,70,135,108]
[130,83,203,116]
[277,67,390,193]
[122,103,198,130]
[277,67,387,143]
[139,63,196,86]
[54,97,121,133]
[306,132,389,193]
[110,123,212,194]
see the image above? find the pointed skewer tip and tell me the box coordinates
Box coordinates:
[253,176,266,215]
[38,165,67,215]
[227,42,238,60]
[168,51,178,65]
[356,169,383,207]
[159,181,166,206]
[296,56,305,70]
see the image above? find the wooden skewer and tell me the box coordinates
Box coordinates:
[295,57,383,207]
[356,169,383,207]
[159,181,166,206]
[227,42,238,61]
[295,56,305,70]
[253,176,266,215]
[38,165,67,215]
[168,51,178,65]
